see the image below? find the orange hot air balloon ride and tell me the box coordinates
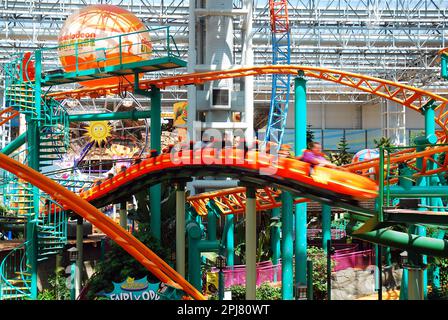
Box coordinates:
[58,4,152,87]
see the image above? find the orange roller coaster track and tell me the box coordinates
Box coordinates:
[185,145,448,216]
[0,107,19,127]
[48,64,448,139]
[0,153,206,300]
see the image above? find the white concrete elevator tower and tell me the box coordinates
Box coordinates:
[187,0,254,193]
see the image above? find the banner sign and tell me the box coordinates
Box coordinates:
[98,276,184,300]
[173,101,188,127]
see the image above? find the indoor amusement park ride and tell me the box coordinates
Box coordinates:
[1,2,448,301]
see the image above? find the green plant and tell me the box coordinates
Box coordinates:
[228,284,246,300]
[228,282,281,300]
[306,124,315,149]
[374,136,393,149]
[86,223,169,299]
[329,136,353,166]
[37,271,70,300]
[256,282,281,300]
[307,246,335,300]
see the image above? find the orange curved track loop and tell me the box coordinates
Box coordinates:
[187,186,308,216]
[78,149,378,212]
[0,153,206,300]
[0,107,20,127]
[48,64,448,138]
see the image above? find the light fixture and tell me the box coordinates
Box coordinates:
[68,246,79,262]
[216,255,227,270]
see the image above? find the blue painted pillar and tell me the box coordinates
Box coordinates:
[294,75,308,288]
[281,191,294,300]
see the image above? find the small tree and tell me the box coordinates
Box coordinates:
[373,136,393,149]
[308,246,336,300]
[330,136,353,166]
[306,124,315,149]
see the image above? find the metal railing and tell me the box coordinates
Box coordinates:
[41,26,180,76]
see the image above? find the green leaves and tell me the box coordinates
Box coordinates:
[329,136,353,166]
[86,223,169,299]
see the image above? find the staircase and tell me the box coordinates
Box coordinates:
[0,52,70,299]
[39,98,70,168]
[37,199,67,262]
[0,242,32,300]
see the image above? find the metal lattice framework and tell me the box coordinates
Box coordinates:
[264,0,291,148]
[1,0,448,105]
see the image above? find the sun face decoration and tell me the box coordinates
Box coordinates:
[84,121,112,144]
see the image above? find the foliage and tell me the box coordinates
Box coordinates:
[329,136,353,166]
[307,246,335,300]
[306,124,315,149]
[431,256,448,290]
[37,271,70,300]
[373,136,393,149]
[229,285,246,300]
[228,282,281,300]
[234,212,277,264]
[0,204,7,214]
[86,223,169,299]
[256,282,281,300]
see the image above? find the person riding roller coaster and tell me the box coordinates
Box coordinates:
[298,142,346,174]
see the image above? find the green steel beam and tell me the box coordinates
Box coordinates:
[387,186,448,197]
[0,133,26,155]
[68,110,151,122]
[347,223,448,257]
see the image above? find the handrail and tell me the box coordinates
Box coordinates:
[0,241,31,300]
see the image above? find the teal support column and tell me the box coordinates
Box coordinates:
[245,186,257,300]
[442,54,448,79]
[26,116,39,300]
[400,268,408,300]
[431,230,445,294]
[281,191,294,300]
[149,86,162,240]
[176,183,186,277]
[186,221,202,290]
[225,214,234,267]
[206,201,218,242]
[294,75,308,289]
[322,205,331,253]
[271,207,281,282]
